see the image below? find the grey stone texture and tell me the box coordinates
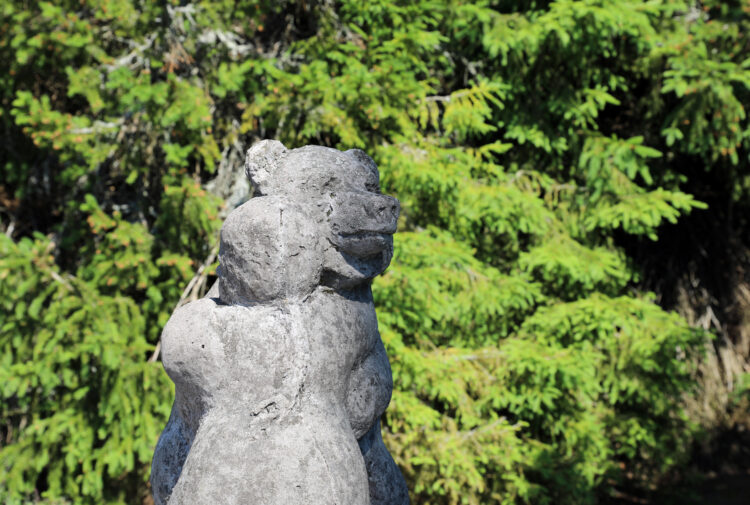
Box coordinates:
[151,141,409,505]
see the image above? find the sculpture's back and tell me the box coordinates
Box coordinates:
[151,140,409,505]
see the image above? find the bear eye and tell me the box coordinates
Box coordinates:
[363,167,381,193]
[365,179,381,194]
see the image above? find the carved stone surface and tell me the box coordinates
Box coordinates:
[150,141,409,505]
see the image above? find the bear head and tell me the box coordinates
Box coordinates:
[217,140,399,304]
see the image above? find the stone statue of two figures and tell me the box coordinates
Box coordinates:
[150,140,410,505]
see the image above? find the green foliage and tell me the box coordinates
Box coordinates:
[2,0,747,504]
[0,234,171,504]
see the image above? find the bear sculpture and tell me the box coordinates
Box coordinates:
[150,140,409,505]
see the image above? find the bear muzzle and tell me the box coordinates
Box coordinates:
[329,192,399,257]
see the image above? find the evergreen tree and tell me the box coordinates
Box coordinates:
[1,1,748,504]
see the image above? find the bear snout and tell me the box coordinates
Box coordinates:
[329,192,399,236]
[327,192,399,258]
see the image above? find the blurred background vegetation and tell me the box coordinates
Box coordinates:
[1,0,749,504]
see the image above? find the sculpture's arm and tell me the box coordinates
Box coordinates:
[359,420,410,505]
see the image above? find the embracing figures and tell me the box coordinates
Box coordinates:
[150,141,409,505]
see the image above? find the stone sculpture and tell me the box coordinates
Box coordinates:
[150,140,409,505]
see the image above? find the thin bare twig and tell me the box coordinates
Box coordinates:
[104,33,157,72]
[4,218,15,237]
[66,119,124,136]
[422,89,473,103]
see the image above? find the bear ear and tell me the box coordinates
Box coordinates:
[345,149,379,179]
[245,140,288,195]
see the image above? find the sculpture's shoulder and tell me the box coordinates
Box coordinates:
[163,297,302,354]
[160,298,225,393]
[161,298,219,345]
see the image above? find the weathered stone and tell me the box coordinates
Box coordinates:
[151,140,409,505]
